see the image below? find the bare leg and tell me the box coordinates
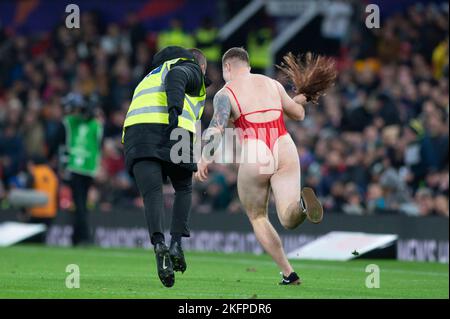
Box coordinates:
[238,139,294,277]
[271,135,306,229]
[249,216,294,277]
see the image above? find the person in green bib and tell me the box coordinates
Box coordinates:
[62,93,103,246]
[122,46,209,288]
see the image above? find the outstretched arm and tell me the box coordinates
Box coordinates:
[195,89,232,181]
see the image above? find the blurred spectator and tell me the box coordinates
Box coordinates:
[420,112,449,172]
[0,124,25,187]
[379,167,416,214]
[434,193,449,217]
[194,17,221,64]
[25,157,59,242]
[157,18,194,51]
[431,37,449,79]
[21,109,46,158]
[367,183,385,213]
[414,188,435,216]
[96,138,131,212]
[247,26,272,74]
[340,182,365,215]
[401,119,426,190]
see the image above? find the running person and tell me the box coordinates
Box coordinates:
[123,46,209,287]
[195,47,336,285]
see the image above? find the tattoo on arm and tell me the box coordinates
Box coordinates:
[209,92,232,132]
[202,91,232,162]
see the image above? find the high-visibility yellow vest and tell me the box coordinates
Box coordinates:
[157,28,195,51]
[195,28,220,63]
[248,28,272,69]
[122,57,206,142]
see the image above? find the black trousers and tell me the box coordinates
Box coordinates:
[70,172,93,245]
[132,158,192,245]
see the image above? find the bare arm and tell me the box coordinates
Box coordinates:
[275,80,306,121]
[201,89,232,163]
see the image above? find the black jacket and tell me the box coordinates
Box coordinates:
[123,46,205,174]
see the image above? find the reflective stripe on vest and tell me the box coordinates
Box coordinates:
[123,57,206,138]
[128,92,203,121]
[126,106,193,122]
[132,86,165,100]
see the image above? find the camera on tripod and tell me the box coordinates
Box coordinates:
[62,92,99,119]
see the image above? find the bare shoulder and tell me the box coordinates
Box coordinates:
[213,87,232,106]
[213,87,231,103]
[250,73,271,82]
[272,78,287,94]
[252,74,280,88]
[215,87,228,96]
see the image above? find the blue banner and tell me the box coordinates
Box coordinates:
[0,0,217,34]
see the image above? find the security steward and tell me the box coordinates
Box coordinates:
[122,46,208,288]
[194,17,221,64]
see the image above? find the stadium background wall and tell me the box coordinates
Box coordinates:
[1,210,448,263]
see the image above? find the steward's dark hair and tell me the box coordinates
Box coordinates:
[189,48,207,67]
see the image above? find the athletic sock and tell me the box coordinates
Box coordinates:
[151,232,165,245]
[170,233,182,246]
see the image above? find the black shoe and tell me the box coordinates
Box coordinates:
[154,243,175,287]
[279,272,301,285]
[169,241,187,273]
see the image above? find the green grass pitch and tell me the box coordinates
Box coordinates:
[0,245,448,299]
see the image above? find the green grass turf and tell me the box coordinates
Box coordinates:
[0,245,448,299]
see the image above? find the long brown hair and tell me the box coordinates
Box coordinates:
[277,52,337,104]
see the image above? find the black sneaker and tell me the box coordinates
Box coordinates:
[154,243,175,287]
[169,241,187,273]
[279,272,301,285]
[301,187,324,224]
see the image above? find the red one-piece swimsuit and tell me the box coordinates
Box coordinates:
[225,86,288,151]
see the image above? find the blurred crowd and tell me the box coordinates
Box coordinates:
[0,3,448,217]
